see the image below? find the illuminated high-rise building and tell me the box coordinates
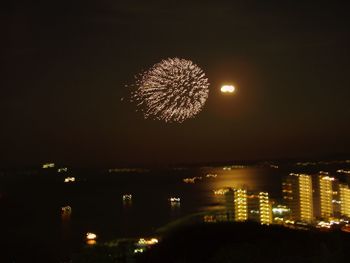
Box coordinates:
[299,174,313,222]
[314,175,335,220]
[259,192,271,225]
[282,173,313,223]
[247,192,272,225]
[339,184,350,218]
[223,188,248,222]
[234,189,248,221]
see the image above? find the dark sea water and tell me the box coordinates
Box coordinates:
[1,162,349,262]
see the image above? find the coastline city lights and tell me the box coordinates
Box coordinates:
[6,161,350,261]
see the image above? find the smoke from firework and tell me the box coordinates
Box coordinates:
[130,58,210,123]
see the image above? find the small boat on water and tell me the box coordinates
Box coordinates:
[61,205,72,214]
[122,194,132,201]
[169,197,181,203]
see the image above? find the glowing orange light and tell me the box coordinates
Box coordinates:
[86,232,97,240]
[220,85,235,93]
[87,240,96,245]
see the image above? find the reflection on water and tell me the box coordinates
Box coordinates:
[170,202,180,209]
[86,239,96,245]
[61,206,71,241]
[1,165,285,261]
[169,198,181,217]
[192,167,276,212]
[206,167,260,194]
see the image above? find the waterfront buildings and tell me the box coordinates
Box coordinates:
[247,192,272,225]
[339,184,350,218]
[283,172,350,223]
[234,189,248,221]
[259,192,272,225]
[313,174,336,220]
[224,189,271,224]
[283,173,313,223]
[219,171,350,226]
[318,175,334,219]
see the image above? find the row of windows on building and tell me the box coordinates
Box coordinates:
[282,172,350,223]
[223,189,272,225]
[219,172,350,225]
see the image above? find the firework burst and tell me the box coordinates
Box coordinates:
[130,58,210,123]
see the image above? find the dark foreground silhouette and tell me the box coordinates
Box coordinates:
[136,222,350,263]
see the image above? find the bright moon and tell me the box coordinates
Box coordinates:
[221,85,235,93]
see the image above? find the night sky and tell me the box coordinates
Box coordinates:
[2,1,350,167]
